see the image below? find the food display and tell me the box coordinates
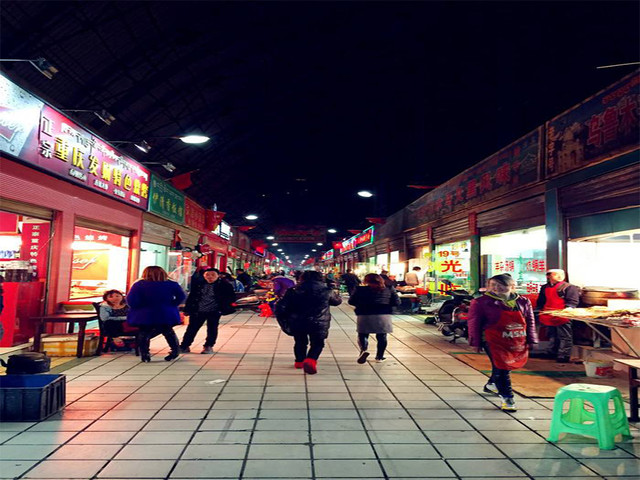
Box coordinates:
[544,306,640,327]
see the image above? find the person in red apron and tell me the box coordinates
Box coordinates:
[468,274,537,412]
[536,269,580,363]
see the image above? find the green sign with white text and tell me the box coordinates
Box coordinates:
[148,173,185,224]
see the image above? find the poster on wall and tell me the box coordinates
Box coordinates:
[0,74,151,209]
[405,128,541,229]
[433,241,471,294]
[546,71,639,177]
[148,173,185,224]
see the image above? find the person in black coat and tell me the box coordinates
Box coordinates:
[235,269,253,289]
[180,268,236,354]
[341,269,361,296]
[277,270,342,374]
[349,274,400,363]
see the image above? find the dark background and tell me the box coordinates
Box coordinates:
[1,1,638,259]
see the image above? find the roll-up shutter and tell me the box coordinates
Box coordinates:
[141,220,173,246]
[388,235,404,253]
[406,228,430,249]
[76,217,132,237]
[433,217,469,244]
[559,163,640,218]
[477,195,545,236]
[0,197,53,220]
[179,228,200,248]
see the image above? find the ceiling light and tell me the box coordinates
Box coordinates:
[272,243,279,246]
[316,243,323,246]
[140,161,175,173]
[266,236,275,240]
[328,229,337,233]
[179,135,210,144]
[311,249,317,252]
[277,249,283,252]
[0,57,59,79]
[357,190,374,198]
[245,214,258,220]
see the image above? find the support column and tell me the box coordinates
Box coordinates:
[545,188,564,270]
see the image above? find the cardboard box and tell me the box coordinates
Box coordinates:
[40,334,98,357]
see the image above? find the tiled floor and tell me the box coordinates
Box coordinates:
[1,303,638,479]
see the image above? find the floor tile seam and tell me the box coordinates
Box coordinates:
[334,306,537,479]
[237,317,283,480]
[324,325,400,480]
[15,337,196,479]
[331,307,464,479]
[165,314,262,480]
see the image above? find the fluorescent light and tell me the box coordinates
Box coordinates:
[245,214,258,220]
[316,242,323,246]
[311,249,317,252]
[328,228,337,233]
[277,249,283,252]
[179,135,210,144]
[272,243,279,246]
[357,190,373,198]
[266,236,275,240]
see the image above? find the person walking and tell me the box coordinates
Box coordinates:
[468,274,537,412]
[180,268,236,354]
[349,273,400,363]
[236,268,253,289]
[276,271,342,374]
[127,266,185,363]
[537,269,581,363]
[341,269,361,296]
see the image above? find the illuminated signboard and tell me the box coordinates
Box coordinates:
[215,221,232,240]
[321,249,334,261]
[0,74,150,209]
[340,226,375,254]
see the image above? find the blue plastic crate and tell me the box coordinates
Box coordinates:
[0,374,66,421]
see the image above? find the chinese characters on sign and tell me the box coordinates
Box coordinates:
[433,242,471,294]
[0,75,150,209]
[19,223,51,279]
[274,226,327,243]
[184,197,206,232]
[149,174,185,224]
[546,71,639,177]
[405,128,541,228]
[340,227,375,254]
[321,250,335,261]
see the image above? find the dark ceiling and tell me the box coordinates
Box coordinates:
[1,1,638,259]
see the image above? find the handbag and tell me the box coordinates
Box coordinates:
[274,296,294,336]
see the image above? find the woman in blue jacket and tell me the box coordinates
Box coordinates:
[127,266,186,362]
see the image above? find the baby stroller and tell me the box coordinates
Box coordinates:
[440,299,471,343]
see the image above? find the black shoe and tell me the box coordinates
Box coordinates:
[141,353,151,363]
[164,351,179,361]
[556,356,570,363]
[179,345,190,353]
[357,351,370,364]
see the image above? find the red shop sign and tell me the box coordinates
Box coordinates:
[19,223,50,279]
[184,197,206,232]
[0,75,150,209]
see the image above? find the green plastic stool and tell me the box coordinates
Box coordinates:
[548,383,631,450]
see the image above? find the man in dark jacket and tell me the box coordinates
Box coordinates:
[341,269,361,296]
[276,271,342,374]
[537,269,581,363]
[236,269,253,289]
[180,268,236,354]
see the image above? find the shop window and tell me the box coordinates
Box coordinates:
[480,226,547,294]
[168,250,195,293]
[433,241,471,294]
[568,229,640,290]
[139,242,169,276]
[389,250,405,281]
[70,226,130,300]
[0,211,51,346]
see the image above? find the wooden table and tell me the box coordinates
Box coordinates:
[570,318,640,358]
[32,313,97,358]
[614,358,640,422]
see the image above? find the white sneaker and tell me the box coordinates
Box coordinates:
[375,357,386,362]
[483,383,499,395]
[500,396,517,412]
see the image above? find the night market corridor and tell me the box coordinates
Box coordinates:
[1,304,638,480]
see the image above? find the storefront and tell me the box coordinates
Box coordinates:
[432,240,472,294]
[338,227,375,277]
[0,74,147,345]
[480,226,547,294]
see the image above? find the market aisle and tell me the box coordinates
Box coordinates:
[1,304,638,480]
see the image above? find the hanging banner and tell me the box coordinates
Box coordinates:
[0,74,150,209]
[184,197,206,232]
[148,173,185,224]
[321,249,335,261]
[546,71,639,177]
[274,226,326,243]
[405,128,541,229]
[205,210,226,232]
[19,223,51,279]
